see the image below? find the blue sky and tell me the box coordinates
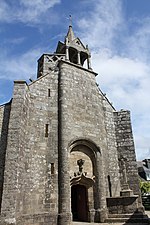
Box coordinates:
[0,0,150,160]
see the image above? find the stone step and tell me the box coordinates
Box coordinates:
[105,217,149,223]
[108,213,148,218]
[72,222,97,225]
[72,222,149,225]
[72,222,124,225]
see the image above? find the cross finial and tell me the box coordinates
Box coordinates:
[77,159,85,173]
[69,15,72,26]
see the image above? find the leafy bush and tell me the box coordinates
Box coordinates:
[140,181,150,195]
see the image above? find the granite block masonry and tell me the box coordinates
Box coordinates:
[0,25,147,225]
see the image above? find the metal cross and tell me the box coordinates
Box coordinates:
[69,15,72,26]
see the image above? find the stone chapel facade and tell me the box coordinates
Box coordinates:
[0,26,148,225]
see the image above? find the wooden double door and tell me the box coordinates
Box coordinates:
[71,184,89,222]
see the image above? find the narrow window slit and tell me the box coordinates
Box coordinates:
[45,124,49,137]
[51,163,54,175]
[48,89,51,97]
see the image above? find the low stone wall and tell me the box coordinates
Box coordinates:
[107,196,138,214]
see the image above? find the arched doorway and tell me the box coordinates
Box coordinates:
[69,139,107,223]
[71,184,89,222]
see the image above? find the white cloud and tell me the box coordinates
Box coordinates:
[135,135,150,160]
[93,52,148,84]
[93,51,150,115]
[126,17,150,62]
[0,0,60,24]
[77,0,123,50]
[0,48,43,81]
[0,1,9,21]
[3,37,26,45]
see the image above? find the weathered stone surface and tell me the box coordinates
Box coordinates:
[0,26,144,225]
[0,102,11,211]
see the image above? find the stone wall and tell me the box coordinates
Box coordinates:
[23,70,59,215]
[58,60,121,223]
[59,60,120,195]
[114,110,142,207]
[0,55,142,225]
[0,103,11,212]
[0,106,4,134]
[0,68,59,224]
[102,95,121,197]
[0,81,29,221]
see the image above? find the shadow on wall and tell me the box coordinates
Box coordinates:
[107,196,149,224]
[123,209,149,224]
[0,101,11,212]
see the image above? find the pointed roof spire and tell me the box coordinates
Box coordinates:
[65,15,76,43]
[69,14,72,26]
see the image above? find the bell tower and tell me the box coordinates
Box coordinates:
[56,25,92,70]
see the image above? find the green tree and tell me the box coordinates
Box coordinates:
[140,181,150,195]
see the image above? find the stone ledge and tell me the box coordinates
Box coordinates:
[59,60,98,76]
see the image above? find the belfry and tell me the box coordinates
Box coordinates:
[0,25,148,225]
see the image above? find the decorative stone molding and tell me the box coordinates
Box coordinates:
[70,173,95,188]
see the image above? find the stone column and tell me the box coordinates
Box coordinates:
[58,63,72,225]
[65,46,69,61]
[95,152,107,222]
[87,55,92,70]
[77,51,81,65]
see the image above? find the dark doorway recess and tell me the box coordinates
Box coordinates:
[71,184,89,222]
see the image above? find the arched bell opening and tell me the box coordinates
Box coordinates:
[80,51,88,68]
[69,47,78,64]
